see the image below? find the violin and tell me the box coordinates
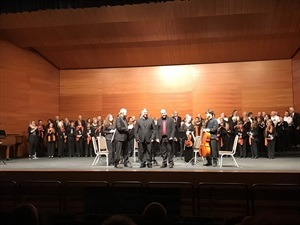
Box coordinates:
[185,132,193,147]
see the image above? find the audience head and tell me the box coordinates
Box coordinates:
[102,214,136,225]
[143,202,167,225]
[12,203,39,225]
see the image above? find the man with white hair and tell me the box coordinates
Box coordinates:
[114,108,133,168]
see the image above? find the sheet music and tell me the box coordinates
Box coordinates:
[111,129,116,142]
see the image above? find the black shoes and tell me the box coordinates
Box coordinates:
[124,163,133,168]
[204,162,212,166]
[147,164,152,168]
[114,164,123,169]
[160,163,173,168]
[140,164,146,168]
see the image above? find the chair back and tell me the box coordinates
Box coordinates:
[92,137,99,154]
[193,136,201,149]
[99,136,108,151]
[232,135,239,154]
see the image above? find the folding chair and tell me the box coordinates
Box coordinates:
[219,135,239,168]
[91,136,109,166]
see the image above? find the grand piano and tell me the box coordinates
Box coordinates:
[0,130,23,161]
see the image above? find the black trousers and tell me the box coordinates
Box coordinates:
[206,139,218,164]
[138,141,152,165]
[115,139,129,165]
[160,137,174,165]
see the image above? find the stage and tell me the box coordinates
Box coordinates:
[1,151,300,224]
[1,151,300,186]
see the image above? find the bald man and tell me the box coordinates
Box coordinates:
[135,108,156,168]
[156,109,176,168]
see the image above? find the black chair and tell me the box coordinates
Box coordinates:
[251,183,300,217]
[18,180,62,214]
[63,181,109,216]
[196,182,249,219]
[0,180,17,212]
[145,181,196,217]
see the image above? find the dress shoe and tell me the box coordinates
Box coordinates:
[169,164,174,168]
[147,164,152,168]
[124,163,133,168]
[204,163,212,166]
[114,164,123,169]
[140,164,146,168]
[160,164,167,168]
[152,160,158,166]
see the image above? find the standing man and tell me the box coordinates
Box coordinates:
[203,109,219,167]
[114,108,133,168]
[173,110,182,157]
[156,109,175,168]
[289,107,300,147]
[135,108,156,168]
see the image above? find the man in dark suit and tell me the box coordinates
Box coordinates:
[135,108,156,168]
[156,109,175,168]
[114,108,133,168]
[173,111,182,156]
[289,107,300,147]
[203,109,219,167]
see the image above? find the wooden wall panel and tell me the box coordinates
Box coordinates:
[292,51,300,111]
[0,37,59,156]
[60,59,293,121]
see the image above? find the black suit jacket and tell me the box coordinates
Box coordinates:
[135,117,156,142]
[174,116,182,131]
[156,116,175,141]
[292,112,300,128]
[114,116,128,142]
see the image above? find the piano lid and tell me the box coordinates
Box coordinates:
[0,130,7,137]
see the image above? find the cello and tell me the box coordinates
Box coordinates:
[199,117,211,157]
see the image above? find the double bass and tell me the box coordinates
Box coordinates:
[199,117,211,157]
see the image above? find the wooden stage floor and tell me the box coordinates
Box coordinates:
[1,151,300,186]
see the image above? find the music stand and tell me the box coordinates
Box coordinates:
[0,130,7,165]
[174,131,186,159]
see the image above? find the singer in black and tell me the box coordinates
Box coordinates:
[156,109,176,168]
[135,108,156,168]
[114,108,133,168]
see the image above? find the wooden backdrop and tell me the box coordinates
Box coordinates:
[292,50,300,110]
[60,59,294,121]
[0,36,297,157]
[0,37,59,156]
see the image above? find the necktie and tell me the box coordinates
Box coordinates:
[162,120,166,135]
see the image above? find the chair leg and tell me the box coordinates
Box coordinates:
[220,155,223,168]
[92,155,99,166]
[106,154,109,166]
[95,155,100,165]
[231,155,239,167]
